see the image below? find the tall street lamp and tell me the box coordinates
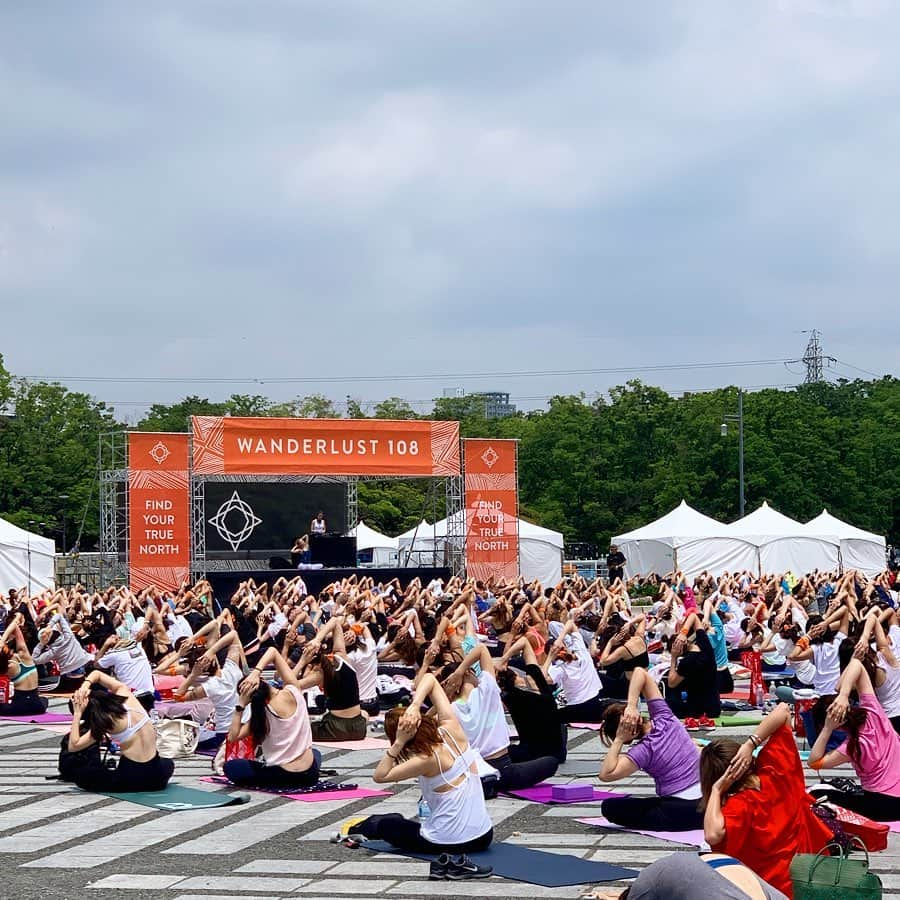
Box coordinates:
[59,494,69,555]
[721,389,745,518]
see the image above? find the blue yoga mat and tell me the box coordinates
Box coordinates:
[362,839,638,886]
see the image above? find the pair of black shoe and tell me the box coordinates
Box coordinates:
[428,853,492,881]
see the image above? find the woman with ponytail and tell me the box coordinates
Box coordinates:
[293,616,367,742]
[222,647,321,789]
[808,657,900,821]
[64,671,174,791]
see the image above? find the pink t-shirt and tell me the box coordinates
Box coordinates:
[262,684,312,767]
[837,693,900,796]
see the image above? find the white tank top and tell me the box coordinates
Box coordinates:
[875,655,900,718]
[419,728,492,845]
[812,634,845,694]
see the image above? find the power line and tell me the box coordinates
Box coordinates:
[21,358,794,387]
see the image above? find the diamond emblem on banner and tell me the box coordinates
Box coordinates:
[208,490,262,551]
[480,446,500,469]
[149,441,171,465]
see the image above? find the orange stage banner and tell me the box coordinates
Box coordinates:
[464,439,519,583]
[192,416,461,477]
[127,432,191,592]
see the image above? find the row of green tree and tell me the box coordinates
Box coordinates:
[1,353,898,551]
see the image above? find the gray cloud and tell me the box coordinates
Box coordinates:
[1,1,898,418]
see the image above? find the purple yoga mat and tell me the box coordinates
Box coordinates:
[0,712,72,724]
[577,815,707,847]
[505,783,626,804]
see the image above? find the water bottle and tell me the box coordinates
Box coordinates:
[680,691,688,707]
[754,683,765,709]
[417,795,431,820]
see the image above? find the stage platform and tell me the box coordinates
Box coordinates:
[205,566,451,599]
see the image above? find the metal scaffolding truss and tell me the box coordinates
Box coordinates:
[445,474,465,576]
[98,431,128,587]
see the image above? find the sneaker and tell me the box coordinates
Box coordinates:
[684,717,700,732]
[446,854,493,880]
[429,853,451,880]
[698,715,716,732]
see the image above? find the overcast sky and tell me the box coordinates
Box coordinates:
[1,1,898,421]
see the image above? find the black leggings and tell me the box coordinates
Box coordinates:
[222,751,321,789]
[72,753,174,792]
[356,812,493,854]
[486,751,558,792]
[558,693,615,724]
[0,688,47,716]
[814,787,900,822]
[600,795,704,831]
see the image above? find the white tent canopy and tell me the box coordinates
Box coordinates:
[726,501,840,575]
[805,509,886,576]
[347,520,399,566]
[397,513,564,585]
[614,501,758,580]
[0,516,55,593]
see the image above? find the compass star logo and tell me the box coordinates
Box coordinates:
[480,445,500,469]
[149,441,171,465]
[208,491,262,551]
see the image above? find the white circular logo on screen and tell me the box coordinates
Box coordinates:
[208,490,262,550]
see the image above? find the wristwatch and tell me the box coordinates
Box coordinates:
[234,705,245,713]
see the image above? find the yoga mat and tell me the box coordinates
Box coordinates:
[361,839,638,887]
[887,821,900,834]
[0,712,72,724]
[313,737,390,750]
[712,716,761,727]
[505,783,625,804]
[569,722,604,731]
[577,816,708,848]
[95,783,249,810]
[201,776,390,802]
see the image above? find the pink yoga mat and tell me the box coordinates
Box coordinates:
[201,776,390,802]
[888,821,900,834]
[505,783,626,804]
[313,737,390,750]
[0,712,72,724]
[577,815,707,847]
[569,722,604,731]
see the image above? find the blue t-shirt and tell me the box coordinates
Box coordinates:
[708,612,729,668]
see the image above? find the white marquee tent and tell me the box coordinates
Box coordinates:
[725,502,840,575]
[0,516,55,593]
[347,520,399,566]
[397,514,565,585]
[614,500,758,580]
[805,509,886,576]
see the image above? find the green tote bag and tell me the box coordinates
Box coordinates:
[790,839,882,900]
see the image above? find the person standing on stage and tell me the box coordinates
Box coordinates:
[606,544,626,583]
[310,511,327,535]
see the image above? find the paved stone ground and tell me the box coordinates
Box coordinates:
[1,701,898,900]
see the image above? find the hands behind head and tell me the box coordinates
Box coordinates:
[396,707,420,744]
[716,741,753,793]
[827,695,849,726]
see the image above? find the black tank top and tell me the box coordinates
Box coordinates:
[326,659,360,711]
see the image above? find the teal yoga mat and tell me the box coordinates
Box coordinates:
[94,782,250,810]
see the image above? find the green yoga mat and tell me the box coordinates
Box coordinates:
[96,783,250,810]
[712,716,762,728]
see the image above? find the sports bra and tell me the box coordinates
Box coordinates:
[108,706,152,743]
[11,661,37,685]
